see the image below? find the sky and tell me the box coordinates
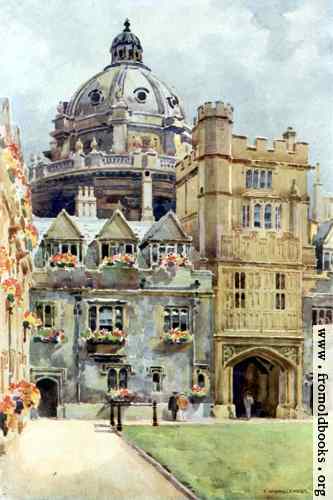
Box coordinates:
[1,0,332,193]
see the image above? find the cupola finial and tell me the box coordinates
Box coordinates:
[124,18,131,32]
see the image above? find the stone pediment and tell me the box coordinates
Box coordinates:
[45,210,83,240]
[97,209,137,241]
[143,211,191,243]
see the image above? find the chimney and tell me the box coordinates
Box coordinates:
[141,170,154,222]
[75,186,97,217]
[282,127,296,152]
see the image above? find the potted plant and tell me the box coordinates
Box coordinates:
[160,328,193,345]
[50,253,77,268]
[189,384,208,401]
[102,254,137,268]
[160,253,191,269]
[33,328,67,344]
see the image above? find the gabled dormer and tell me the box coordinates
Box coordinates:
[40,209,85,265]
[141,211,192,267]
[96,209,138,264]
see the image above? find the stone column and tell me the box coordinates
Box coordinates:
[141,170,154,222]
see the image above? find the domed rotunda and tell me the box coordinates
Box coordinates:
[30,20,191,220]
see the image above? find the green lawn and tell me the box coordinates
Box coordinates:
[123,423,312,500]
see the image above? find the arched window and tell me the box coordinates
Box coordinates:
[264,204,272,229]
[275,206,281,230]
[198,373,205,388]
[119,368,128,389]
[254,204,261,228]
[246,170,252,188]
[260,170,266,188]
[253,170,259,188]
[180,309,188,331]
[152,372,161,392]
[108,369,117,390]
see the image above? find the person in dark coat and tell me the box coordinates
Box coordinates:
[168,392,179,421]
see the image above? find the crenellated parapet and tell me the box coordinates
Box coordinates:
[232,128,309,164]
[196,100,234,123]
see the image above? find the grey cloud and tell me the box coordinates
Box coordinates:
[2,0,332,193]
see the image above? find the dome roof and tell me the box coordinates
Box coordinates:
[65,20,186,121]
[66,60,185,120]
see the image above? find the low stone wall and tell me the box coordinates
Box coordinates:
[61,402,212,421]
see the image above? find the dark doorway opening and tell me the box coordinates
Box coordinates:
[233,356,279,418]
[36,378,58,417]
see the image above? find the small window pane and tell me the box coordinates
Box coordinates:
[241,293,246,308]
[89,306,97,331]
[235,292,240,308]
[108,369,117,390]
[326,310,332,324]
[240,273,246,289]
[267,171,272,188]
[44,305,53,327]
[119,368,128,389]
[115,307,123,329]
[253,170,259,188]
[70,245,77,256]
[254,204,261,228]
[235,272,240,289]
[102,244,109,259]
[264,204,272,229]
[62,244,68,253]
[164,309,171,331]
[246,170,252,188]
[125,244,133,254]
[275,206,281,230]
[180,309,188,331]
[152,372,161,391]
[171,309,180,329]
[260,170,266,188]
[99,307,113,331]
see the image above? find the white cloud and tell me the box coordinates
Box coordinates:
[1,0,332,191]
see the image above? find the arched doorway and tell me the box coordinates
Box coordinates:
[36,378,58,417]
[233,356,279,417]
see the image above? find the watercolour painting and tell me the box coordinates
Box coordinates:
[0,1,332,499]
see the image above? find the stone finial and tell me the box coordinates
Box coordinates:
[91,136,98,152]
[75,138,83,153]
[290,179,300,197]
[315,162,321,184]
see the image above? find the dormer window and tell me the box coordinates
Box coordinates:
[100,241,137,263]
[148,243,191,267]
[43,240,83,265]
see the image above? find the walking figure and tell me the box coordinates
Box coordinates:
[243,391,254,420]
[168,392,179,421]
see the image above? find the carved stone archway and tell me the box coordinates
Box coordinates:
[214,344,302,419]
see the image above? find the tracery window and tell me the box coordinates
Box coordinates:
[254,204,261,228]
[264,204,272,229]
[235,272,246,308]
[88,305,124,332]
[164,308,189,331]
[245,168,273,189]
[35,303,56,328]
[275,273,286,310]
[107,367,129,391]
[312,308,333,325]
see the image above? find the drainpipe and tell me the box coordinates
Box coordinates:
[74,294,82,403]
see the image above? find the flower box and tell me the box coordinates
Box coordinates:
[82,328,127,353]
[189,385,208,400]
[107,388,135,402]
[33,329,66,344]
[160,329,192,345]
[160,253,191,269]
[102,254,137,268]
[50,253,77,268]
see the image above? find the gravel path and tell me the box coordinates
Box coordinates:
[0,419,185,500]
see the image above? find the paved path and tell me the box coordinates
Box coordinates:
[0,419,185,500]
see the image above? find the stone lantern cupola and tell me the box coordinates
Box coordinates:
[110,19,143,65]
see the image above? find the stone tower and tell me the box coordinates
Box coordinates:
[177,100,318,419]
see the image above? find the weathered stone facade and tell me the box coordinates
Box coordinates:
[177,101,318,418]
[0,98,34,396]
[30,210,213,418]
